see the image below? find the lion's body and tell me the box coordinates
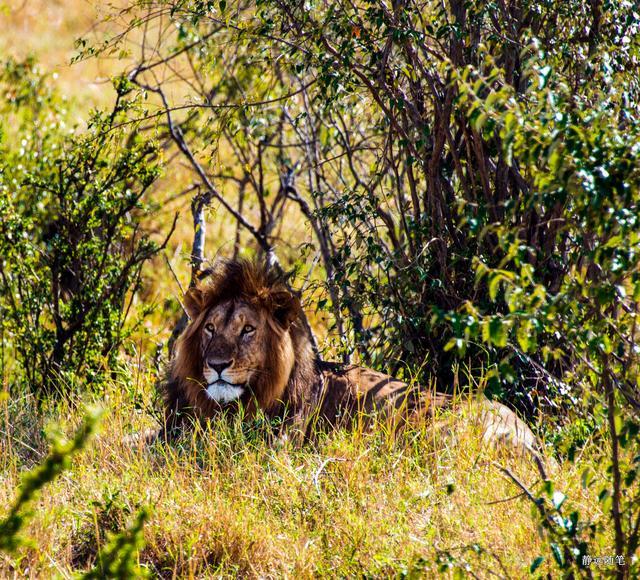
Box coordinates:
[163,258,542,461]
[312,362,452,429]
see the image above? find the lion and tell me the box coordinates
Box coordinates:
[162,258,544,462]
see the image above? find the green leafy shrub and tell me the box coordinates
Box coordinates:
[85,0,637,413]
[438,37,640,579]
[82,0,640,574]
[0,59,174,396]
[80,509,149,579]
[0,407,149,577]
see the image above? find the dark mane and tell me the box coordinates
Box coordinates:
[195,259,296,316]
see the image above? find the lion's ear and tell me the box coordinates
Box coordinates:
[183,287,204,320]
[272,290,301,329]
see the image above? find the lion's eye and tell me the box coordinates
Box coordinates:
[241,324,255,335]
[204,322,215,334]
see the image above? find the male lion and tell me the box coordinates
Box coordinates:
[163,258,542,460]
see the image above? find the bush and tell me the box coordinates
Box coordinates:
[452,51,640,577]
[0,59,175,396]
[80,0,638,410]
[0,407,149,577]
[0,408,102,552]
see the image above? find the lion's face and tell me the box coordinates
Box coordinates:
[198,299,270,404]
[172,260,302,417]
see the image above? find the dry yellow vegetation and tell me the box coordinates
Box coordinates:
[0,378,609,577]
[0,0,121,107]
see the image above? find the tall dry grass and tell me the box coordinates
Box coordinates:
[0,371,609,578]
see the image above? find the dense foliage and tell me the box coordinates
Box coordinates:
[73,0,640,574]
[80,0,639,408]
[0,59,174,395]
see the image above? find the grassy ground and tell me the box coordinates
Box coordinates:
[0,374,610,578]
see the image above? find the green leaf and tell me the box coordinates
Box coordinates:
[550,543,564,567]
[600,334,612,354]
[516,320,532,353]
[581,467,594,489]
[530,556,544,573]
[443,338,458,352]
[485,317,508,347]
[472,112,488,132]
[489,274,501,301]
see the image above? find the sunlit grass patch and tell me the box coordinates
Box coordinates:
[0,378,606,577]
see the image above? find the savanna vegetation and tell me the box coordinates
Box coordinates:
[1,0,639,577]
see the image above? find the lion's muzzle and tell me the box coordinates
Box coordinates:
[203,360,247,404]
[204,380,245,404]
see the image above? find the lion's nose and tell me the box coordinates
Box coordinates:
[208,360,233,375]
